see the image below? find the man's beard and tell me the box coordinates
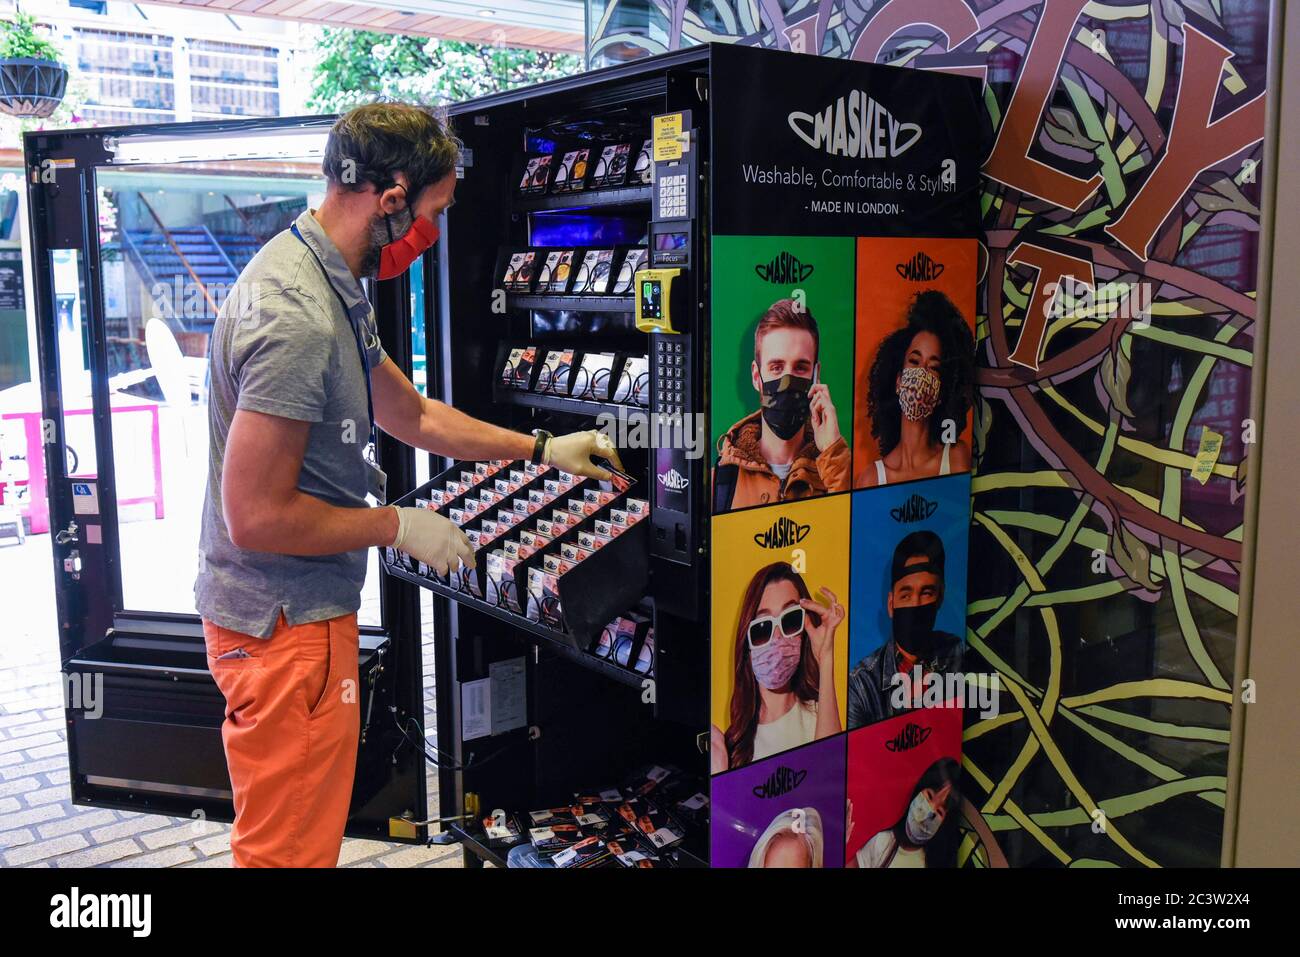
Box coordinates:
[358,212,389,278]
[360,208,413,278]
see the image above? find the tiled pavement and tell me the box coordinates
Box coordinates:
[0,533,465,868]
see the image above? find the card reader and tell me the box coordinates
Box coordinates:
[635,267,682,334]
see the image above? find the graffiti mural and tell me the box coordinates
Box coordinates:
[590,0,1272,866]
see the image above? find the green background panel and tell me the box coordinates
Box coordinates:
[710,234,856,462]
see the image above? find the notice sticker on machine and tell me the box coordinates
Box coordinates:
[71,481,99,515]
[461,677,491,740]
[489,657,526,734]
[653,112,686,161]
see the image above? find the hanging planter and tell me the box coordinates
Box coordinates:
[0,12,68,119]
[0,58,69,118]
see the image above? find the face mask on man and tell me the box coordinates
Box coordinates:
[368,185,440,280]
[904,791,944,845]
[897,366,941,422]
[760,374,813,440]
[892,600,940,659]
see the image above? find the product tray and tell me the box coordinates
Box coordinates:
[380,460,648,650]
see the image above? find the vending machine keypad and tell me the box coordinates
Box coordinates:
[654,336,687,415]
[656,170,690,220]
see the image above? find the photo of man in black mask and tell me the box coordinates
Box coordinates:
[847,530,962,729]
[714,299,850,512]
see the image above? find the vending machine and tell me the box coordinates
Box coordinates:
[24,43,981,868]
[398,44,983,867]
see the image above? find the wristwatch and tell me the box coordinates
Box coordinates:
[530,429,553,465]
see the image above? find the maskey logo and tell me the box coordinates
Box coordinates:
[50,887,151,937]
[753,516,811,549]
[896,251,945,281]
[658,468,689,491]
[752,765,808,799]
[788,91,921,159]
[890,493,939,523]
[884,721,932,753]
[755,251,815,284]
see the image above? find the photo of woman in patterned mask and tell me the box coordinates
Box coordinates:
[862,290,975,486]
[847,757,961,868]
[710,562,843,772]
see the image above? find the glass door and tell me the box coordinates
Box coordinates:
[24,117,429,842]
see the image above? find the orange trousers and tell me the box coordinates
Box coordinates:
[203,612,360,867]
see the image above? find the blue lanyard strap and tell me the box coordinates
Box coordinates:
[290,223,375,438]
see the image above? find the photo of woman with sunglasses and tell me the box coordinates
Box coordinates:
[710,562,843,773]
[846,757,961,868]
[861,289,975,487]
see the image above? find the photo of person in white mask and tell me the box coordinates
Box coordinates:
[847,757,961,868]
[747,807,825,868]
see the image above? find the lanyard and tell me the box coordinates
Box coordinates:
[290,223,375,438]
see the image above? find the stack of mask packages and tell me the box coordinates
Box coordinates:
[482,764,708,867]
[410,459,647,630]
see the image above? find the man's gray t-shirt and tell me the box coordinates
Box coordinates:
[195,209,387,638]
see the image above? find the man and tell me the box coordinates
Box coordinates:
[713,299,849,511]
[846,531,962,729]
[195,103,620,867]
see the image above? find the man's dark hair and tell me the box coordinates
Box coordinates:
[891,530,946,585]
[865,289,975,456]
[754,298,820,363]
[322,103,461,201]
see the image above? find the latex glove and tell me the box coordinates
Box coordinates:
[543,430,625,480]
[390,506,475,576]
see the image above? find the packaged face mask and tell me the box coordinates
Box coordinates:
[576,530,609,552]
[519,154,553,194]
[502,250,537,292]
[551,835,612,868]
[572,352,616,400]
[591,142,631,188]
[572,249,615,295]
[528,824,583,855]
[611,354,649,405]
[552,148,591,193]
[501,346,537,390]
[633,139,653,184]
[584,488,615,508]
[525,567,548,621]
[560,542,593,565]
[484,550,514,608]
[634,631,654,676]
[538,349,576,395]
[611,247,649,295]
[482,813,523,845]
[527,807,574,828]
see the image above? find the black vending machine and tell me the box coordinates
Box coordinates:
[396,44,982,868]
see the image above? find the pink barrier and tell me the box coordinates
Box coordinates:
[1,404,165,535]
